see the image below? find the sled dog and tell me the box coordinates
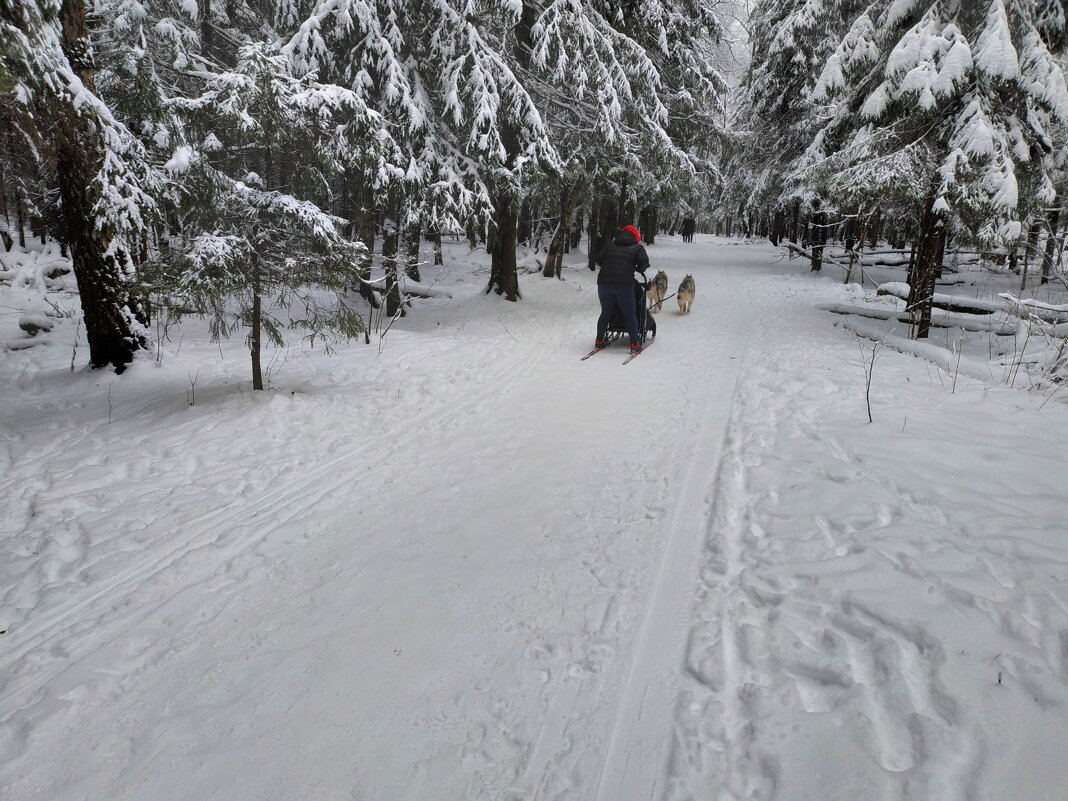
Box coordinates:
[677,275,696,314]
[647,270,669,313]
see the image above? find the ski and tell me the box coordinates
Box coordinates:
[581,346,607,360]
[622,339,653,364]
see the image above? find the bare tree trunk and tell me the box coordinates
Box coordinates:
[599,193,617,246]
[198,0,215,61]
[251,264,263,390]
[433,229,444,267]
[0,153,7,226]
[517,196,532,247]
[544,180,583,278]
[810,201,826,272]
[569,208,582,250]
[16,186,26,249]
[770,208,785,246]
[405,217,421,281]
[56,0,144,372]
[935,225,947,278]
[488,192,520,300]
[484,2,535,302]
[352,170,379,307]
[908,191,946,340]
[383,198,402,317]
[586,201,599,271]
[638,205,657,245]
[1041,201,1060,285]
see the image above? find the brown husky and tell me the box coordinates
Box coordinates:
[677,274,696,313]
[647,270,668,313]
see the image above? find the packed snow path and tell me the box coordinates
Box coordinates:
[2,237,1067,800]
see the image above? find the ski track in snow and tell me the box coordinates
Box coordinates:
[2,238,1068,800]
[591,283,746,801]
[666,269,1068,801]
[0,292,575,775]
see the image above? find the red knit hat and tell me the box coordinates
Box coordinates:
[620,224,641,243]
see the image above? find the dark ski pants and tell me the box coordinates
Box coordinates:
[597,283,639,346]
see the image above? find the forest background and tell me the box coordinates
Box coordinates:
[2,0,1067,384]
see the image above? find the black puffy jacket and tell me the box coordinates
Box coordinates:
[595,229,649,285]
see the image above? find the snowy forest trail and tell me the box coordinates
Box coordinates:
[2,238,1068,801]
[591,283,747,801]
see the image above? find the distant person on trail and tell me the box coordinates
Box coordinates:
[681,214,696,243]
[594,224,649,353]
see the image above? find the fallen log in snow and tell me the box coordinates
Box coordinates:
[834,318,994,382]
[876,282,1000,315]
[818,303,1015,335]
[364,274,453,299]
[998,293,1068,324]
[877,283,1068,324]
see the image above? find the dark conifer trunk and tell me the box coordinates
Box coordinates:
[488,193,520,299]
[383,198,403,317]
[353,170,380,308]
[616,175,628,226]
[56,0,144,372]
[251,261,263,390]
[1024,218,1042,272]
[587,194,616,271]
[15,189,26,249]
[1040,201,1059,285]
[0,160,7,227]
[908,192,946,340]
[638,205,657,245]
[433,229,444,267]
[771,208,785,246]
[809,200,826,272]
[517,197,533,247]
[405,218,422,281]
[544,181,583,278]
[569,209,582,250]
[485,2,535,302]
[586,201,600,271]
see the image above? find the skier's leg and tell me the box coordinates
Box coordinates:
[596,284,615,341]
[619,284,640,346]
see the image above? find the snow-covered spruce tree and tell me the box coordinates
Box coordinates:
[435,1,557,301]
[1,0,159,371]
[151,43,368,389]
[804,0,1068,338]
[92,1,199,161]
[285,0,488,316]
[728,0,856,263]
[527,0,727,273]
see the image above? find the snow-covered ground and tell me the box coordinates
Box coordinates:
[2,236,1067,801]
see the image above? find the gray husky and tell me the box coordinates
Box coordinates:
[677,274,696,313]
[647,270,669,313]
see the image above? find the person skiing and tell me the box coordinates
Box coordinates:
[594,224,649,353]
